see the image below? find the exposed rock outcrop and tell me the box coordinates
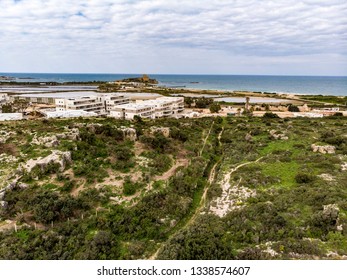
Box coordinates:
[0,154,18,164]
[31,135,59,148]
[322,204,339,222]
[86,123,102,133]
[245,133,253,142]
[18,150,72,174]
[0,201,8,209]
[150,127,170,137]
[0,180,27,209]
[210,173,256,218]
[269,130,288,140]
[56,127,80,141]
[311,144,335,154]
[120,127,137,141]
[0,131,16,144]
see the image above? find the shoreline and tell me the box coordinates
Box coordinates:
[1,82,346,107]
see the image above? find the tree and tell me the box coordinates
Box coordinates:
[133,115,143,123]
[184,97,193,108]
[195,97,213,108]
[288,105,300,112]
[12,99,29,113]
[209,103,221,113]
[1,104,13,113]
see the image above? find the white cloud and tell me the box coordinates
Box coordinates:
[0,0,346,74]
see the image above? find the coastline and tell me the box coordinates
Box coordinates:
[1,73,346,96]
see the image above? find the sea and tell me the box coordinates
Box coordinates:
[1,73,347,96]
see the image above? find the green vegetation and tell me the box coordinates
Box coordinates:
[0,115,347,260]
[299,95,347,106]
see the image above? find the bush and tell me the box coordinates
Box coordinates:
[288,105,300,112]
[263,112,280,118]
[209,103,221,113]
[295,173,315,184]
[123,179,144,196]
[115,146,134,161]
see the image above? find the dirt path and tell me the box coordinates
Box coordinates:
[71,178,86,197]
[153,158,189,182]
[148,124,223,260]
[199,121,214,156]
[210,157,263,217]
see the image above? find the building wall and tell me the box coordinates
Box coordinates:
[109,97,184,120]
[55,94,130,115]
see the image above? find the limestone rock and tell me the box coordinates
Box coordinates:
[311,144,335,154]
[322,204,339,221]
[150,127,170,137]
[0,201,8,209]
[120,127,137,141]
[31,135,59,148]
[0,191,5,201]
[17,183,28,189]
[86,123,102,133]
[269,130,288,140]
[0,131,16,144]
[0,154,18,164]
[170,219,177,227]
[56,128,80,141]
[19,150,72,174]
[245,133,253,142]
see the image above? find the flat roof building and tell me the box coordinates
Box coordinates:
[110,103,155,120]
[0,113,23,121]
[55,96,104,114]
[109,96,184,120]
[44,110,98,119]
[96,93,131,112]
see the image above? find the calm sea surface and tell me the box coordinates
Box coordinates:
[1,73,346,96]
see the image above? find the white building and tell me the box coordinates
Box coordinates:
[110,103,155,119]
[0,113,23,121]
[96,93,130,112]
[294,112,324,118]
[55,93,130,115]
[142,97,184,118]
[55,96,104,114]
[109,96,184,120]
[44,110,98,119]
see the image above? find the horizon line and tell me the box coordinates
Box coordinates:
[1,72,346,77]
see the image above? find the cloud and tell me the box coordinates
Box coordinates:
[0,0,346,74]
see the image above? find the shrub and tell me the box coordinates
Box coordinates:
[263,112,279,119]
[288,105,300,112]
[295,172,315,184]
[209,103,221,113]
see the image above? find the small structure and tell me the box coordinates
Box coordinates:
[0,113,23,121]
[245,97,250,111]
[44,110,97,119]
[0,93,9,103]
[294,112,323,118]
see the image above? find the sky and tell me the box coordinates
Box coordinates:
[0,0,346,75]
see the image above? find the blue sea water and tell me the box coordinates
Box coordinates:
[1,73,346,96]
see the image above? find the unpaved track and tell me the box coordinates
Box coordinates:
[148,122,221,260]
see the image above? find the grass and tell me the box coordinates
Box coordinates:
[259,161,300,189]
[259,139,302,157]
[15,229,30,242]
